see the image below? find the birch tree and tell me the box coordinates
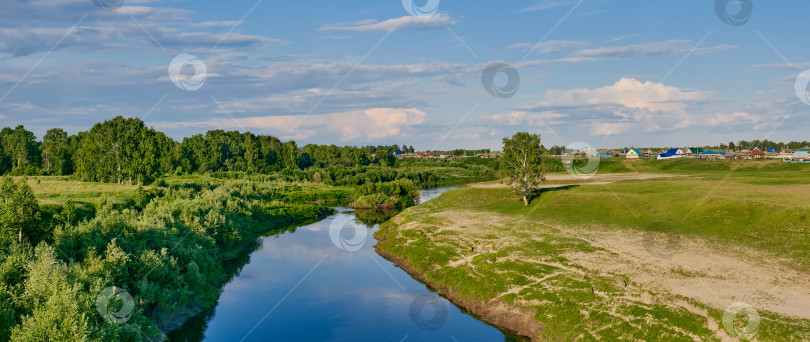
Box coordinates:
[500,132,545,206]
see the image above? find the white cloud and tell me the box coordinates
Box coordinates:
[752,62,810,71]
[608,34,637,42]
[191,21,240,29]
[521,78,768,137]
[485,110,567,126]
[509,40,590,54]
[574,40,735,58]
[153,108,428,142]
[589,121,633,136]
[0,2,277,57]
[320,13,457,32]
[704,112,762,127]
[515,56,601,68]
[538,78,712,113]
[522,0,581,12]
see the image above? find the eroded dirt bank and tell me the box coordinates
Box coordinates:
[374,244,542,341]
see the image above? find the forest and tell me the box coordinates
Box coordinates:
[4,116,425,184]
[0,117,499,341]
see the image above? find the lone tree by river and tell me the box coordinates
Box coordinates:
[501,132,545,206]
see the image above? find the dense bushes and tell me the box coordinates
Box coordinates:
[350,179,420,210]
[0,177,336,341]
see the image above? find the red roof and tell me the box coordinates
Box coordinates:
[752,149,765,155]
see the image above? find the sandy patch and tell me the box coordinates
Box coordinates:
[557,224,810,320]
[467,173,681,188]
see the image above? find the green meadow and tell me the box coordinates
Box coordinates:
[376,159,810,341]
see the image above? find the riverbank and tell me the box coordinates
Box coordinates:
[374,245,541,340]
[375,161,810,341]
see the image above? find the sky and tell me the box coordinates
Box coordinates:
[0,0,809,150]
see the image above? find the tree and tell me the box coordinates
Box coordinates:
[500,132,545,206]
[74,117,171,184]
[1,126,39,174]
[297,152,314,169]
[41,128,71,175]
[0,176,40,243]
[281,141,299,170]
[375,149,396,167]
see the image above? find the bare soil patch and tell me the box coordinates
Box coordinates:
[466,173,681,188]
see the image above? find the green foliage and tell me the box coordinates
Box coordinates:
[74,117,173,185]
[0,176,41,243]
[41,128,71,176]
[0,126,40,175]
[500,132,545,205]
[350,179,419,210]
[0,176,338,341]
[178,130,286,173]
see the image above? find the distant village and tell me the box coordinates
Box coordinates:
[575,146,810,163]
[398,145,810,163]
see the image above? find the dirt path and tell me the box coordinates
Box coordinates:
[466,173,680,188]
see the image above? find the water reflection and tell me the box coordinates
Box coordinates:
[169,187,524,342]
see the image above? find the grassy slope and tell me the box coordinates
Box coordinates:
[375,159,810,341]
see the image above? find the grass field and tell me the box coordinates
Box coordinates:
[375,159,810,341]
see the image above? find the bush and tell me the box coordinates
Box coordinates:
[350,179,419,210]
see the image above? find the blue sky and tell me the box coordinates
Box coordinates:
[0,0,808,149]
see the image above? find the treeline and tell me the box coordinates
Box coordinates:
[451,149,491,156]
[722,139,809,151]
[360,144,415,155]
[1,117,419,185]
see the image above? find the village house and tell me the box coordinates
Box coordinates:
[699,150,726,160]
[475,152,500,158]
[686,147,704,156]
[657,148,686,160]
[764,148,785,159]
[597,149,614,157]
[751,147,766,159]
[624,148,642,159]
[793,151,809,162]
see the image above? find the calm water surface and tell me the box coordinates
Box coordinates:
[169,187,520,342]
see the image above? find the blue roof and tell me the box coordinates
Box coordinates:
[597,153,612,157]
[703,150,726,155]
[768,147,776,153]
[665,148,683,155]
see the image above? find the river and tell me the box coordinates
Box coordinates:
[168,187,521,341]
